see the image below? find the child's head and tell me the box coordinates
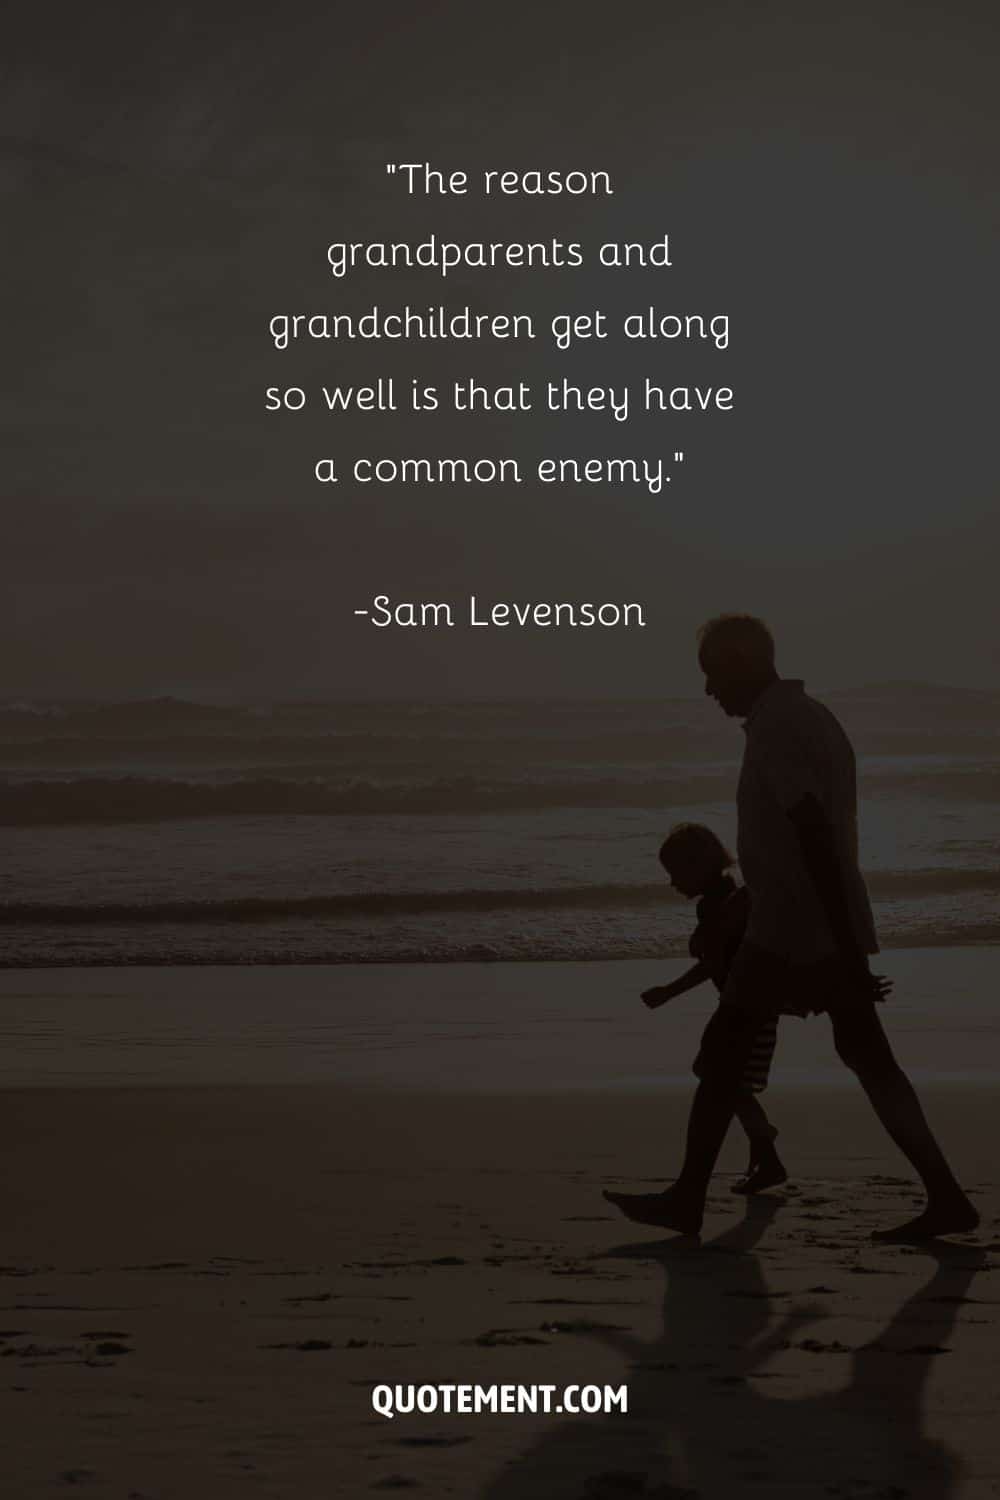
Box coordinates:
[658,822,733,898]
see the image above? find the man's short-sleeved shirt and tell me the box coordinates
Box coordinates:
[737,678,878,962]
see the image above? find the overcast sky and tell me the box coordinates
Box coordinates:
[3,0,997,699]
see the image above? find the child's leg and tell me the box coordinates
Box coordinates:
[735,1092,778,1153]
[733,1091,787,1192]
[604,949,778,1234]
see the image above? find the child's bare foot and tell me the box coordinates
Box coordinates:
[732,1142,787,1195]
[602,1187,703,1236]
[871,1192,980,1243]
[732,1159,788,1195]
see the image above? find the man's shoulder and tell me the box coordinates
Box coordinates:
[744,684,856,784]
[799,692,853,752]
[754,682,846,738]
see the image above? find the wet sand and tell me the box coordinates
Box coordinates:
[1,1080,996,1498]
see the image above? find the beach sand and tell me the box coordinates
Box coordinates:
[1,1076,997,1498]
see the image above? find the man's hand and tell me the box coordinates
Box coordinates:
[842,949,892,1002]
[641,986,674,1009]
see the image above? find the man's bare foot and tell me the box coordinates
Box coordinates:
[871,1194,980,1244]
[602,1188,703,1236]
[732,1158,788,1195]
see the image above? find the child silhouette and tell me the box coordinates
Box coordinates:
[639,823,786,1194]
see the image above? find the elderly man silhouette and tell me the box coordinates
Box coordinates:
[607,614,977,1243]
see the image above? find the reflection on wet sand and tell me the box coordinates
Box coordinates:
[483,1197,985,1499]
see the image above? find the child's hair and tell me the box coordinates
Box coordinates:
[658,822,734,872]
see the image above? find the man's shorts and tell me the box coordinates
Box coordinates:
[693,939,897,1087]
[719,938,874,1020]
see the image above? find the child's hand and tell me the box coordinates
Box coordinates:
[872,973,893,1002]
[641,986,673,1009]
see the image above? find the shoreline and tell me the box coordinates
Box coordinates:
[1,928,999,969]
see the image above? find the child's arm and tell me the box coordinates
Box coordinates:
[641,959,712,1009]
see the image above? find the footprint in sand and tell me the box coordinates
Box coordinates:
[471,1329,549,1347]
[395,1435,472,1448]
[261,1338,334,1351]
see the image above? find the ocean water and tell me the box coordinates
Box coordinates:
[1,684,999,967]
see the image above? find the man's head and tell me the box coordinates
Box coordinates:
[697,614,777,718]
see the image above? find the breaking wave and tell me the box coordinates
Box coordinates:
[3,765,1000,824]
[3,868,1000,925]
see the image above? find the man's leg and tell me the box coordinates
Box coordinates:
[604,1062,749,1233]
[830,999,978,1241]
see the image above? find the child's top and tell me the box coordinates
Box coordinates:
[688,873,750,991]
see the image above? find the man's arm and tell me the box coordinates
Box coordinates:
[641,959,712,1009]
[788,792,885,996]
